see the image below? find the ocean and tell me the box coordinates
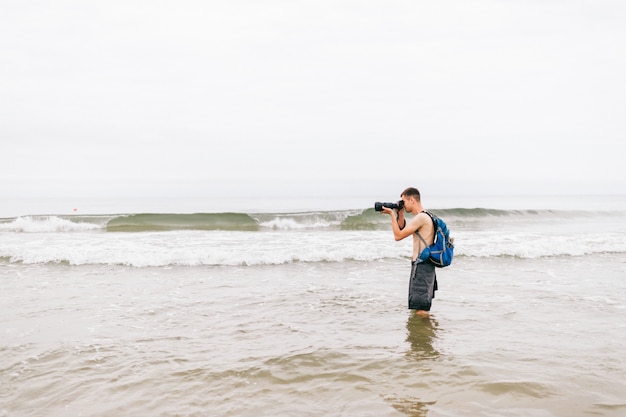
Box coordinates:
[1,194,626,417]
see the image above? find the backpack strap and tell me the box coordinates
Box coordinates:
[415,230,428,247]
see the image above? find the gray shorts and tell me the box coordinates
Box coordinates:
[408,260,438,311]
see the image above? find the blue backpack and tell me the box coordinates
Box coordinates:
[418,211,454,267]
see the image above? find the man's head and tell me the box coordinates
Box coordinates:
[401,187,420,201]
[400,187,421,211]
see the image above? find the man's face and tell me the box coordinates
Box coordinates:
[401,195,412,212]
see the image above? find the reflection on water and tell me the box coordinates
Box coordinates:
[385,314,440,417]
[385,394,436,417]
[405,313,439,360]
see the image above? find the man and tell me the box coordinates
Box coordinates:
[380,187,437,316]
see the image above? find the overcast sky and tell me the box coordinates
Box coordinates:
[2,0,625,201]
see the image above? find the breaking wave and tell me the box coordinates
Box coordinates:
[2,207,625,267]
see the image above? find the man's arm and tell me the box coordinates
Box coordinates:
[381,207,418,241]
[397,209,406,230]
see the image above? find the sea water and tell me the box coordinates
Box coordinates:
[1,195,626,416]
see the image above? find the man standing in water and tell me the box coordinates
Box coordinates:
[380,187,437,316]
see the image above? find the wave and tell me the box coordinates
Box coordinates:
[106,213,260,232]
[4,207,621,234]
[2,226,625,267]
[431,207,626,219]
[0,215,104,233]
[1,231,625,267]
[3,206,625,267]
[0,210,380,233]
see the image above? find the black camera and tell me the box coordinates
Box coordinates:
[374,200,404,211]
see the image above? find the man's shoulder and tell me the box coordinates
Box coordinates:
[409,211,431,229]
[415,211,435,230]
[416,211,433,222]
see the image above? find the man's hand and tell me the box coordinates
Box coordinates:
[381,205,406,230]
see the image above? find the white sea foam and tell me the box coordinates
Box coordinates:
[0,216,103,233]
[1,225,625,267]
[2,200,625,267]
[0,229,395,267]
[257,217,335,230]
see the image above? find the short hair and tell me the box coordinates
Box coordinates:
[401,187,421,201]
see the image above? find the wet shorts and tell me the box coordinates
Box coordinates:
[408,260,438,311]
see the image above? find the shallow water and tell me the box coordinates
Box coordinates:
[2,255,625,417]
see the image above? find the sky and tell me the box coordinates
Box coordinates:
[2,0,626,205]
